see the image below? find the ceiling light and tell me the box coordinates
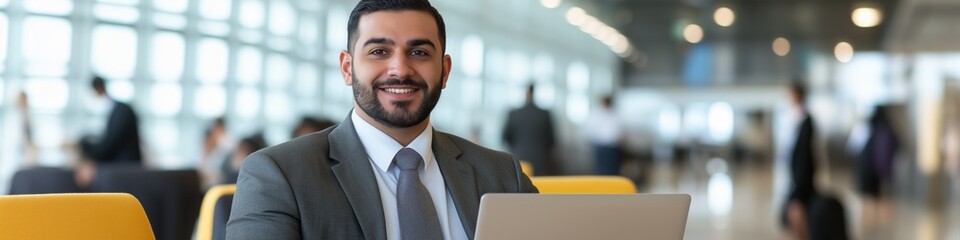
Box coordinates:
[772,37,790,56]
[602,27,619,42]
[613,42,630,55]
[834,42,854,62]
[540,0,561,9]
[683,24,703,43]
[714,7,735,27]
[593,26,611,40]
[565,7,586,26]
[602,31,619,46]
[851,7,882,27]
[583,18,604,36]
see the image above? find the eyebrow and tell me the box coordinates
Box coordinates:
[362,38,394,48]
[407,39,436,50]
[361,37,436,50]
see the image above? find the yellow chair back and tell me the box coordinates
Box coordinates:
[531,176,637,194]
[196,184,237,240]
[519,160,534,176]
[0,193,155,240]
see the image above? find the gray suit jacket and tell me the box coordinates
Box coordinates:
[227,115,538,240]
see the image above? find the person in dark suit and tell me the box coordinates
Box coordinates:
[76,76,142,189]
[227,1,538,239]
[502,84,556,175]
[782,82,818,238]
[80,76,143,164]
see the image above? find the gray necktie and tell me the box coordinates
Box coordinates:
[394,148,443,240]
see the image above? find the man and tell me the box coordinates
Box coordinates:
[503,84,555,175]
[76,76,142,188]
[227,1,538,239]
[584,95,623,175]
[781,82,818,239]
[80,76,142,164]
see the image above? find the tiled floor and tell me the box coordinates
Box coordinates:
[633,159,960,240]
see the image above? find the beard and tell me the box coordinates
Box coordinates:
[352,70,442,128]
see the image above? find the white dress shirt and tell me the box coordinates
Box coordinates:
[351,111,468,240]
[583,107,623,146]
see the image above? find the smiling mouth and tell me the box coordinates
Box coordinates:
[382,88,417,94]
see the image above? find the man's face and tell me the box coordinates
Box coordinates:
[340,10,451,128]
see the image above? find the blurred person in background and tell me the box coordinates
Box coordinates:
[199,117,235,189]
[1,91,36,194]
[584,95,623,175]
[76,76,143,188]
[781,82,818,239]
[944,120,960,192]
[291,116,336,138]
[856,105,899,219]
[221,133,265,184]
[503,84,556,175]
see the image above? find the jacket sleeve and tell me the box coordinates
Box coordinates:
[227,151,302,240]
[82,105,135,162]
[513,157,539,193]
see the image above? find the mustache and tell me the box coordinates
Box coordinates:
[373,78,428,89]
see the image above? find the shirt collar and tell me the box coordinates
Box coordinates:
[351,109,434,172]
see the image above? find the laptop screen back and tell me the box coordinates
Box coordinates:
[475,193,691,240]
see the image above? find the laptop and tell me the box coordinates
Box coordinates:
[474,193,691,240]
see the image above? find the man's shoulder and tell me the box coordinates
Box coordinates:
[436,131,513,161]
[257,127,336,159]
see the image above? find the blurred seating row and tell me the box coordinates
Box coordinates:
[8,166,201,240]
[8,160,637,240]
[194,175,637,240]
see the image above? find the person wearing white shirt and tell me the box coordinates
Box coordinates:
[583,96,624,175]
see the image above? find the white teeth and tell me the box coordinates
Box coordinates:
[384,88,414,94]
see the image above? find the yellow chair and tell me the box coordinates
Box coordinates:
[519,160,534,176]
[196,184,237,240]
[0,193,155,240]
[531,176,637,194]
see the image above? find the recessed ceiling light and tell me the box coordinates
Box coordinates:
[714,7,735,27]
[540,0,561,9]
[772,37,790,56]
[565,7,586,26]
[683,24,703,43]
[852,7,882,27]
[834,42,854,62]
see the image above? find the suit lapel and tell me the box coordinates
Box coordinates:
[329,115,387,240]
[433,131,480,239]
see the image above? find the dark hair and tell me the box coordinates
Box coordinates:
[789,81,807,101]
[526,84,535,95]
[347,0,446,54]
[602,95,614,108]
[292,116,336,138]
[213,117,225,128]
[91,76,106,92]
[239,133,266,153]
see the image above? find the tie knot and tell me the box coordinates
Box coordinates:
[394,148,422,171]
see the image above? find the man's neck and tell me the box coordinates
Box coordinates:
[354,108,429,146]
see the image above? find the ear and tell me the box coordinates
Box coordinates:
[339,50,353,86]
[441,54,452,89]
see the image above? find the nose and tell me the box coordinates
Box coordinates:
[386,54,413,79]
